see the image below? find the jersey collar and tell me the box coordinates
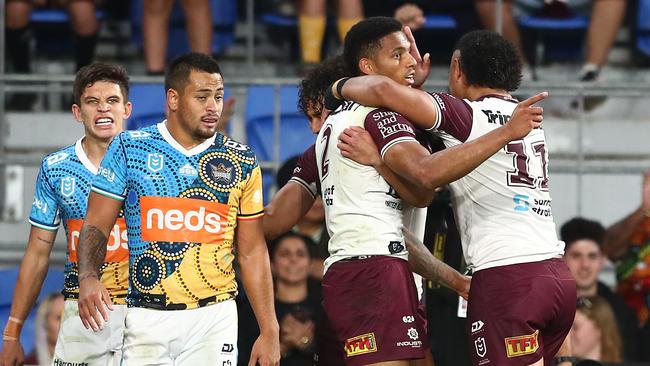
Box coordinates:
[157,120,216,156]
[75,137,99,174]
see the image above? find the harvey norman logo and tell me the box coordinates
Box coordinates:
[140,197,229,243]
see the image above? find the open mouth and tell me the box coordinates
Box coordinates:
[201,116,220,125]
[405,72,415,84]
[95,117,114,126]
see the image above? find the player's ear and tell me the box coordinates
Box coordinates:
[167,88,179,112]
[359,58,373,75]
[123,101,133,119]
[71,103,83,123]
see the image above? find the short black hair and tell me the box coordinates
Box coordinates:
[343,16,403,76]
[454,30,522,91]
[298,55,349,118]
[73,63,129,105]
[560,217,606,251]
[165,52,222,92]
[276,155,300,189]
[269,231,316,260]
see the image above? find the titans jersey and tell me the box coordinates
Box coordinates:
[91,122,264,310]
[314,102,422,273]
[426,93,564,272]
[29,139,128,304]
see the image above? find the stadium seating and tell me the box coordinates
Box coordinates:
[0,268,64,354]
[423,14,457,30]
[245,85,314,203]
[130,0,237,59]
[518,15,589,64]
[636,0,650,60]
[127,83,167,130]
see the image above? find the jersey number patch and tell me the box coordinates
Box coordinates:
[505,140,548,191]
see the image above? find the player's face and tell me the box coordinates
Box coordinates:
[569,310,600,357]
[564,239,603,292]
[364,31,416,86]
[72,81,131,141]
[176,70,224,141]
[272,237,311,285]
[448,50,468,99]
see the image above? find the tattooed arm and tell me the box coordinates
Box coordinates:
[77,192,122,332]
[402,227,470,299]
[2,227,56,366]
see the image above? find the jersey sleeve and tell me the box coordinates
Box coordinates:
[91,133,128,201]
[238,162,265,221]
[364,108,418,159]
[288,144,320,198]
[426,92,474,142]
[28,160,60,231]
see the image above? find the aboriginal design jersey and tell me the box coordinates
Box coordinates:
[29,138,129,304]
[91,122,264,310]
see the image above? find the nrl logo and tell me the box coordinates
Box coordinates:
[61,177,75,197]
[210,163,232,183]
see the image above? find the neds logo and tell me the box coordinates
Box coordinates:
[140,197,229,243]
[67,218,128,263]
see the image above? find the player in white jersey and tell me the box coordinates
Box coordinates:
[1,64,132,366]
[305,18,547,366]
[333,30,576,366]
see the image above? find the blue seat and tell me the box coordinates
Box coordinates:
[518,15,589,63]
[423,14,457,30]
[127,83,167,130]
[31,9,105,23]
[636,0,650,59]
[130,0,236,59]
[259,13,298,28]
[0,268,64,354]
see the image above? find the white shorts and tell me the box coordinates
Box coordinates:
[52,300,126,366]
[122,299,238,366]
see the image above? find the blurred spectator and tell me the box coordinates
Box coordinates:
[142,0,212,74]
[474,0,626,82]
[602,170,650,326]
[5,0,100,110]
[238,232,321,365]
[561,217,641,361]
[276,156,328,280]
[298,0,363,66]
[23,293,64,366]
[571,296,623,363]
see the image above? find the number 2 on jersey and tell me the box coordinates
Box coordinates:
[320,124,333,179]
[505,140,548,191]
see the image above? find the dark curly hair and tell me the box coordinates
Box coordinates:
[560,217,606,250]
[343,16,403,76]
[73,63,130,105]
[298,55,349,118]
[454,30,522,92]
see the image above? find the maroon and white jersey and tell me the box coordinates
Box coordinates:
[313,102,420,273]
[427,93,564,272]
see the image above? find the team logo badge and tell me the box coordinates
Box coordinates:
[61,177,75,197]
[147,153,164,172]
[210,162,233,184]
[388,241,405,254]
[475,337,487,358]
[407,328,419,340]
[505,330,539,358]
[199,153,241,191]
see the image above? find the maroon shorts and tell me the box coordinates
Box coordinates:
[322,256,428,366]
[466,258,576,366]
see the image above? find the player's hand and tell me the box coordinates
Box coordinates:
[457,276,471,300]
[395,4,426,31]
[1,340,25,366]
[505,91,547,140]
[217,96,236,135]
[337,127,381,167]
[78,276,113,332]
[641,170,650,215]
[403,26,430,89]
[248,330,280,366]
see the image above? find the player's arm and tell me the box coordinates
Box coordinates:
[237,218,280,366]
[383,94,547,190]
[402,227,469,299]
[264,183,315,240]
[337,127,434,207]
[77,192,121,332]
[2,227,56,366]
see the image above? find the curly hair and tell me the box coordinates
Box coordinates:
[560,217,606,250]
[454,30,522,92]
[298,55,349,118]
[343,16,402,76]
[73,63,130,105]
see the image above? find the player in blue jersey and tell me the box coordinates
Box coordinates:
[1,63,132,366]
[76,53,280,366]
